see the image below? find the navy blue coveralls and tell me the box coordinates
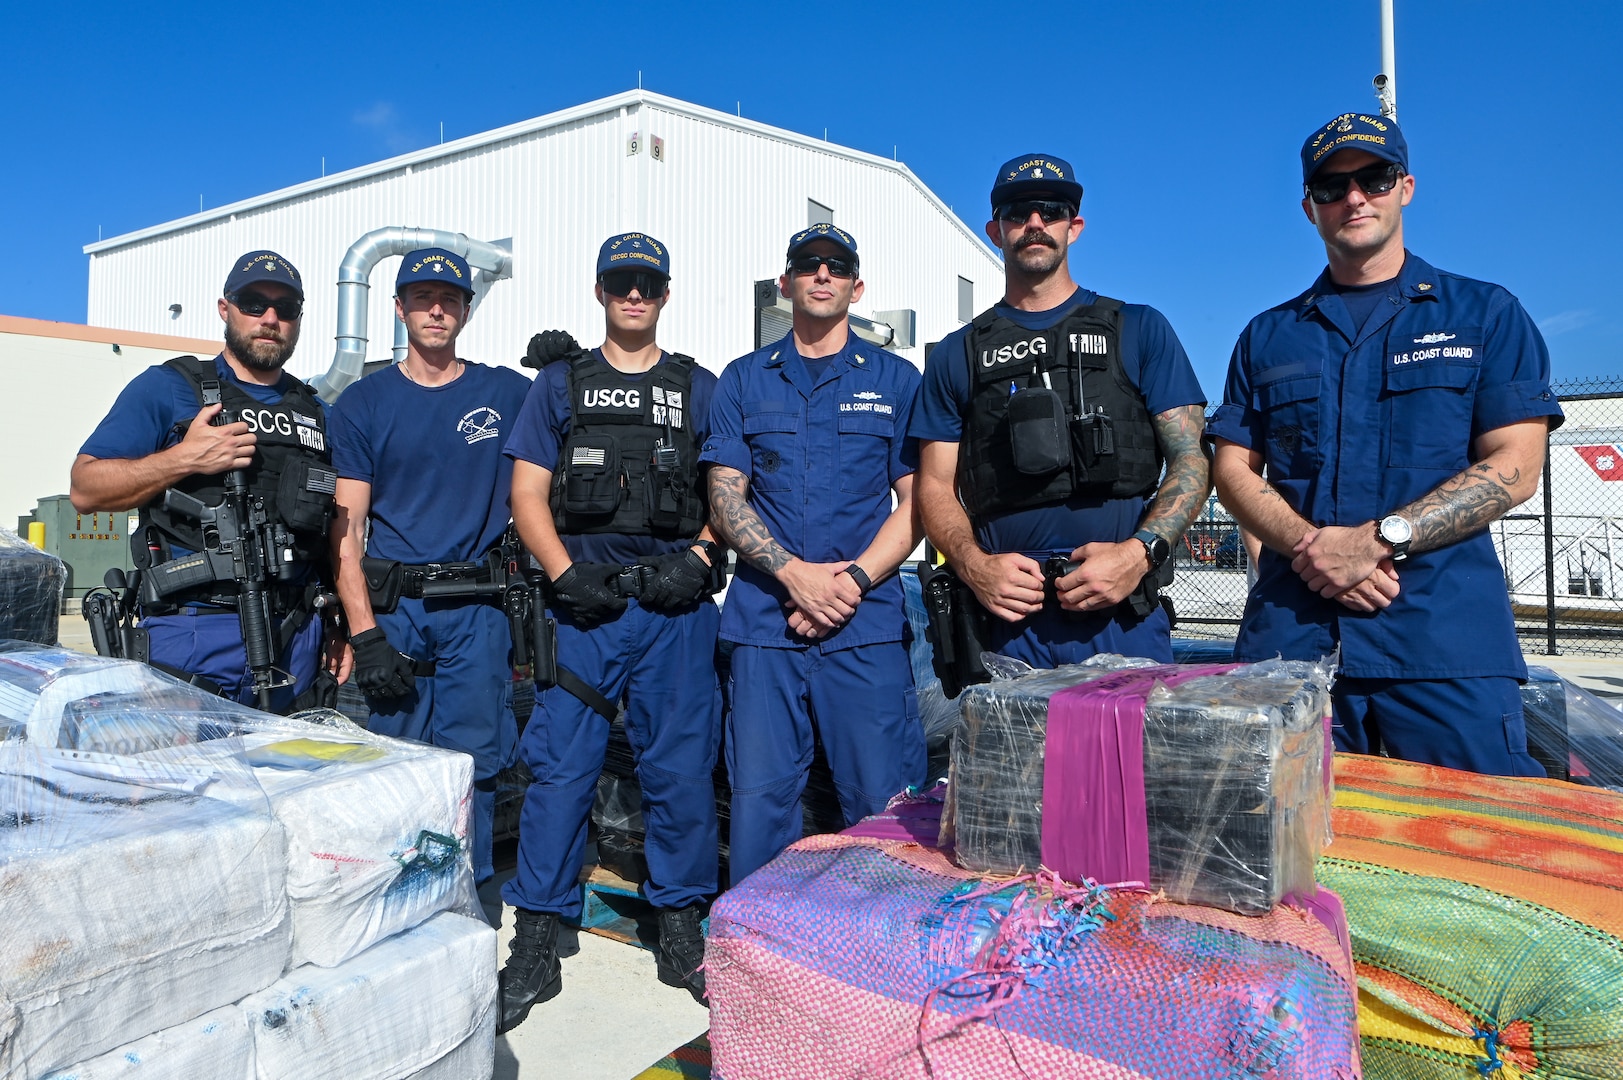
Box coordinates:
[500,353,722,918]
[1207,253,1565,775]
[700,334,927,887]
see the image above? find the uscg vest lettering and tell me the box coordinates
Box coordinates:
[582,387,641,409]
[979,335,1049,368]
[242,408,295,437]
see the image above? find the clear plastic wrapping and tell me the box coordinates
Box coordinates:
[949,654,1334,915]
[0,642,484,1075]
[0,528,65,646]
[1522,665,1623,790]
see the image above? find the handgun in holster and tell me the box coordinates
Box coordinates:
[918,560,991,700]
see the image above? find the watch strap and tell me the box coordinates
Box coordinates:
[842,563,874,595]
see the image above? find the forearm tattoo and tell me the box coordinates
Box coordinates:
[1140,405,1214,541]
[1400,461,1518,553]
[708,468,794,575]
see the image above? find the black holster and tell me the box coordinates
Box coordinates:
[918,560,991,700]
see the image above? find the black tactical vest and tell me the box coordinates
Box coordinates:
[134,356,335,566]
[550,351,707,538]
[958,299,1162,518]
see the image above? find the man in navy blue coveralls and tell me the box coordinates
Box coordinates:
[913,156,1211,667]
[329,248,530,882]
[1208,114,1564,776]
[703,224,927,887]
[496,233,722,1029]
[71,250,339,709]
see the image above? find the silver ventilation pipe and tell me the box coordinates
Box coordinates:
[309,227,513,403]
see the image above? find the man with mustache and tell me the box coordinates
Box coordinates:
[71,250,343,710]
[913,155,1209,669]
[1208,114,1563,775]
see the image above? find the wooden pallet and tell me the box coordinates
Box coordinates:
[567,864,659,949]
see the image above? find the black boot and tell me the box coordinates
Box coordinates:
[497,908,562,1033]
[655,905,708,1003]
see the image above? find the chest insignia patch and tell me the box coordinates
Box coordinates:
[458,406,502,444]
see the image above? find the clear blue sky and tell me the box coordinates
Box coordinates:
[7,2,1619,398]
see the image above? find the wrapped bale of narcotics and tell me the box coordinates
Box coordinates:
[0,529,65,646]
[0,642,480,970]
[708,831,1361,1080]
[950,655,1333,914]
[1520,664,1623,790]
[241,911,496,1080]
[39,1005,254,1080]
[0,743,290,1077]
[1323,753,1623,1079]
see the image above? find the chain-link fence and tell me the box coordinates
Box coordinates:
[1168,380,1623,655]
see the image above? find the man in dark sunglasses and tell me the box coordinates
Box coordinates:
[1209,113,1564,777]
[702,222,926,889]
[497,232,724,1026]
[912,153,1210,673]
[71,250,346,711]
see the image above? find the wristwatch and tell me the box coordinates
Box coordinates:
[842,563,874,595]
[1377,514,1413,562]
[691,539,719,564]
[1131,529,1171,571]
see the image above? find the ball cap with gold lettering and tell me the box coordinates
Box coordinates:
[396,247,474,297]
[1301,113,1408,181]
[990,154,1084,210]
[785,222,859,265]
[224,250,303,299]
[596,233,669,278]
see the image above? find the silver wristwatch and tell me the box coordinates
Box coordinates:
[1377,514,1413,562]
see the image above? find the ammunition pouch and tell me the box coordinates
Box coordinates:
[560,434,624,519]
[1006,387,1070,476]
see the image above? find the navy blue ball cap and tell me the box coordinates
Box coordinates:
[1302,113,1408,181]
[596,233,670,278]
[989,154,1083,210]
[785,222,858,263]
[396,247,474,296]
[224,250,303,299]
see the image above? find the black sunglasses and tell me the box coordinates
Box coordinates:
[229,292,303,320]
[786,253,858,278]
[993,199,1076,224]
[1305,161,1405,205]
[599,270,668,299]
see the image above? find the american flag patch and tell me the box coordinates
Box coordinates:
[572,446,607,467]
[1070,333,1108,354]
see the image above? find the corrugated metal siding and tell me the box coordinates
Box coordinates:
[86,93,1003,385]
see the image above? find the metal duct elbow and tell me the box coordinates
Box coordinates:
[308,227,513,403]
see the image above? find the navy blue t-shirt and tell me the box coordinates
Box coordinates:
[80,353,310,461]
[328,362,534,564]
[1332,277,1398,335]
[504,350,717,565]
[909,289,1206,555]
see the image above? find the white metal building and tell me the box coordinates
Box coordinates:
[84,90,1005,385]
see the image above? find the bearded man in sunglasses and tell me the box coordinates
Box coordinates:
[1208,114,1563,776]
[71,250,344,711]
[496,233,723,1027]
[913,155,1210,669]
[702,223,926,887]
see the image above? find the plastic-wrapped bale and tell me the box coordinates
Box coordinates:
[1521,665,1623,790]
[241,911,496,1080]
[950,656,1332,914]
[39,1005,253,1080]
[708,833,1361,1080]
[150,726,478,969]
[1322,753,1623,1079]
[0,645,168,747]
[0,529,65,647]
[0,746,290,1077]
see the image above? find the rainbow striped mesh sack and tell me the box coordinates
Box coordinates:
[708,833,1361,1079]
[1322,754,1623,1079]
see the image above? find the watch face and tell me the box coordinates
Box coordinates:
[1380,515,1413,544]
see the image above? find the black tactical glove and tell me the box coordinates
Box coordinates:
[551,563,627,628]
[638,547,716,611]
[350,627,417,699]
[522,329,581,370]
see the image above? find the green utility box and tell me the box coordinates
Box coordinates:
[16,495,135,600]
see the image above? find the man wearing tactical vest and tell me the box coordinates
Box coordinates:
[71,250,343,710]
[913,155,1211,666]
[328,247,532,890]
[497,233,723,1030]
